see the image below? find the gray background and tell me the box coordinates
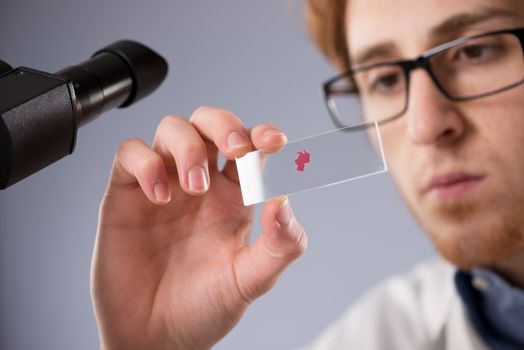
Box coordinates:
[0,1,435,349]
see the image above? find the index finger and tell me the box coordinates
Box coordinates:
[189,106,288,159]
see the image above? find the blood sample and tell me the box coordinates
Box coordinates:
[295,150,311,172]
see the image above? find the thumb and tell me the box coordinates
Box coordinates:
[234,196,308,303]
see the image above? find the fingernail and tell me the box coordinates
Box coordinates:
[264,129,286,143]
[154,180,171,203]
[276,197,293,227]
[188,166,209,193]
[227,131,250,149]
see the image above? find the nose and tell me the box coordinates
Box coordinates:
[405,69,466,146]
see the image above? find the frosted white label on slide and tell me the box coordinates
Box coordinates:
[236,121,388,206]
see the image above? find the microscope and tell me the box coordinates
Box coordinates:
[0,40,168,189]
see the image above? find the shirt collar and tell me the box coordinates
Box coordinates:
[470,268,524,344]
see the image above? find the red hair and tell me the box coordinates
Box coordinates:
[305,0,350,71]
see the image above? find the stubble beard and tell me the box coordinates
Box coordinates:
[414,196,524,270]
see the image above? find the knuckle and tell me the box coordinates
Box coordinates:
[137,154,163,175]
[194,105,213,114]
[190,105,214,121]
[239,279,272,303]
[295,227,308,254]
[159,115,185,130]
[259,123,279,131]
[286,224,308,256]
[265,222,307,259]
[191,105,241,124]
[154,115,189,146]
[163,114,185,124]
[179,140,206,157]
[116,138,143,157]
[254,123,278,134]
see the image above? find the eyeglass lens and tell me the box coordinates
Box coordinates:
[328,32,524,127]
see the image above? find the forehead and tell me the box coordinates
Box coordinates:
[346,0,524,63]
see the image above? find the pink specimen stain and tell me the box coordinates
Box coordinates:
[295,150,311,172]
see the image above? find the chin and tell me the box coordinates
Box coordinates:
[400,174,524,269]
[421,206,524,271]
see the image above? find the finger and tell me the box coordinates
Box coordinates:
[221,151,268,184]
[221,124,287,183]
[221,159,240,184]
[233,196,307,302]
[109,138,171,205]
[249,123,288,153]
[190,106,253,160]
[152,115,210,196]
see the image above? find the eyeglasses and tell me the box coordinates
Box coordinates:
[322,27,524,128]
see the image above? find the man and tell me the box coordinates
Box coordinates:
[91,0,524,349]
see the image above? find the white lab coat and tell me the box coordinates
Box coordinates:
[302,258,490,350]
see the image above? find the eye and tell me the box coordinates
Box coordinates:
[454,42,505,64]
[459,45,490,60]
[369,71,404,94]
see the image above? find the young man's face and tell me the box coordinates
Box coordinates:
[346,0,524,269]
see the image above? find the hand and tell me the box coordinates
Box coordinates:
[91,107,308,350]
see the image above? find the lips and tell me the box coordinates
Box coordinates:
[425,173,486,200]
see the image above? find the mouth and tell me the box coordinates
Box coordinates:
[425,172,486,200]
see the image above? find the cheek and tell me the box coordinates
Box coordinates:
[467,87,524,173]
[379,120,416,198]
[378,83,524,213]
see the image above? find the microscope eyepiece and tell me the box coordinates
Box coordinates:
[57,40,168,126]
[94,40,169,108]
[0,40,169,189]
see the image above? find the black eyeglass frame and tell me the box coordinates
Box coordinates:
[322,27,524,128]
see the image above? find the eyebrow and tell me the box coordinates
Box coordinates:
[352,7,517,67]
[430,7,515,38]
